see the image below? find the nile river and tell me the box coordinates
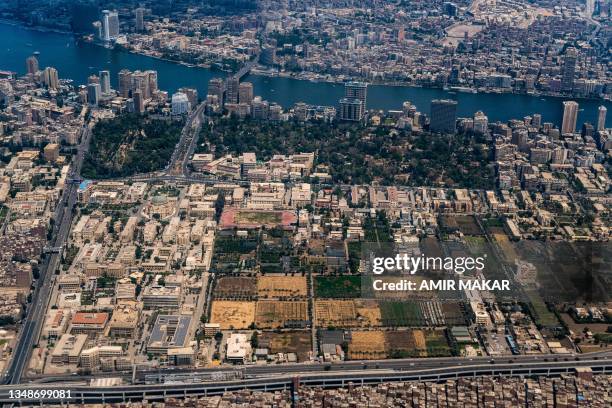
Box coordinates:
[1,22,610,128]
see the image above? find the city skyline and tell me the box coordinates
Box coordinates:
[0,1,609,406]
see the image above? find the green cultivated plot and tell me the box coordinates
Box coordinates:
[526,290,561,328]
[315,275,362,298]
[347,241,362,273]
[425,330,452,357]
[380,301,425,327]
[236,211,282,224]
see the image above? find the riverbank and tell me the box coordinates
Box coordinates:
[0,18,73,36]
[5,17,607,104]
[252,67,610,103]
[0,20,610,127]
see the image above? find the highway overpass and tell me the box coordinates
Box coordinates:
[0,358,610,405]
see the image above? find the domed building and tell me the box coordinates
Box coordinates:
[144,194,176,220]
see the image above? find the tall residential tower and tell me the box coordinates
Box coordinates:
[561,101,579,134]
[597,106,607,131]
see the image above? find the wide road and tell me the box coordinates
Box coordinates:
[1,122,91,385]
[0,357,610,404]
[28,349,612,385]
[167,103,206,177]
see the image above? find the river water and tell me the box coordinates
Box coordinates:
[1,21,610,128]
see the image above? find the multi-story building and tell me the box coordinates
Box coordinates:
[87,83,101,106]
[561,48,577,92]
[70,312,109,336]
[338,98,363,121]
[107,302,140,339]
[99,70,111,94]
[102,10,120,42]
[42,67,59,90]
[226,77,239,104]
[172,92,191,115]
[147,315,191,355]
[597,106,607,131]
[26,55,39,75]
[118,69,132,98]
[561,101,579,134]
[207,78,224,105]
[135,7,145,32]
[344,82,367,109]
[142,285,182,310]
[430,99,458,133]
[238,82,253,104]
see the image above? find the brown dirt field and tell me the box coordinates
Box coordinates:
[412,329,426,350]
[454,216,483,236]
[578,343,612,353]
[441,301,469,326]
[260,331,312,362]
[560,313,611,334]
[315,300,358,327]
[385,330,427,357]
[210,300,255,329]
[257,276,308,298]
[214,277,257,299]
[384,331,413,349]
[255,300,309,329]
[348,331,387,360]
[355,299,382,327]
[491,228,519,262]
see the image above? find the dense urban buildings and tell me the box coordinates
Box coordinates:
[0,0,609,405]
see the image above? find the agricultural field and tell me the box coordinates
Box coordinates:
[455,216,483,236]
[255,300,309,329]
[441,301,470,326]
[363,215,393,243]
[347,241,362,273]
[257,276,308,298]
[354,299,382,327]
[463,235,510,290]
[210,300,256,329]
[490,227,519,263]
[260,331,312,362]
[315,300,358,327]
[380,301,426,327]
[214,277,257,299]
[464,235,487,255]
[525,290,560,328]
[385,330,427,358]
[211,232,259,273]
[424,329,452,357]
[315,275,361,298]
[419,300,446,327]
[348,330,387,360]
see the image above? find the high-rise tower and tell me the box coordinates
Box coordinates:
[561,101,579,134]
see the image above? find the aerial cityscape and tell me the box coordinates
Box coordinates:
[0,0,610,406]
